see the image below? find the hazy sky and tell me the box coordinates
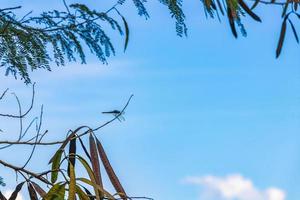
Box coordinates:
[0,1,300,200]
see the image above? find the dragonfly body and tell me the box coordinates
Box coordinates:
[102,110,125,121]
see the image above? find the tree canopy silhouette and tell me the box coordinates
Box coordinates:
[0,0,298,83]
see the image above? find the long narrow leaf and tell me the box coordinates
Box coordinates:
[68,163,76,200]
[51,149,63,183]
[276,18,287,58]
[227,8,237,38]
[76,186,90,200]
[76,155,101,200]
[77,178,115,200]
[238,0,261,22]
[27,183,38,200]
[44,183,66,200]
[96,138,127,200]
[121,16,129,52]
[68,137,77,176]
[89,134,103,188]
[0,191,7,200]
[31,182,46,198]
[8,182,25,200]
[49,126,87,163]
[288,19,299,43]
[78,137,92,161]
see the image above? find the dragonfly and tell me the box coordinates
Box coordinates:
[102,110,125,122]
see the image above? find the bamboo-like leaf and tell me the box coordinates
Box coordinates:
[31,182,46,198]
[238,0,261,22]
[27,183,38,200]
[76,186,90,200]
[227,7,238,38]
[121,16,129,52]
[96,138,127,200]
[89,134,103,188]
[77,178,115,200]
[0,191,7,200]
[276,18,287,58]
[76,155,101,200]
[78,137,92,161]
[8,182,25,200]
[68,163,76,200]
[44,183,66,200]
[51,149,63,183]
[68,137,77,176]
[288,19,299,43]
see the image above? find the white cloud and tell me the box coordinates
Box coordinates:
[183,174,286,200]
[3,190,24,200]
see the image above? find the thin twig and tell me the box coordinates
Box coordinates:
[0,160,52,185]
[0,83,35,118]
[0,94,134,146]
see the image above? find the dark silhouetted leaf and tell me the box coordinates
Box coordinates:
[276,18,287,58]
[31,182,46,198]
[122,16,129,52]
[0,191,7,200]
[68,137,77,176]
[78,137,92,161]
[227,8,237,38]
[216,0,225,15]
[251,0,260,10]
[27,183,38,200]
[238,0,261,22]
[288,19,299,43]
[8,182,25,200]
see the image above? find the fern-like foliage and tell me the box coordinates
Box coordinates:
[0,3,123,83]
[0,0,297,82]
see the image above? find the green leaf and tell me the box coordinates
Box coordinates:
[68,163,76,200]
[44,183,66,200]
[75,186,90,200]
[76,155,100,200]
[51,149,63,184]
[77,178,115,200]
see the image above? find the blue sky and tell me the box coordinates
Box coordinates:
[0,0,300,200]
